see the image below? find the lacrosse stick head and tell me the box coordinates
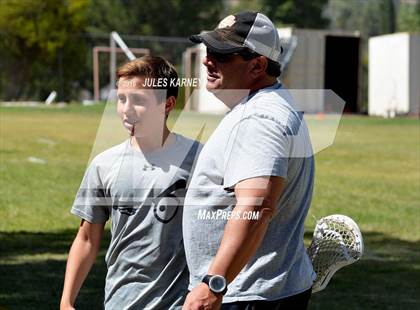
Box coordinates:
[307,214,363,293]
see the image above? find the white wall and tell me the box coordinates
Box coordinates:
[284,29,326,90]
[196,44,229,114]
[369,33,415,117]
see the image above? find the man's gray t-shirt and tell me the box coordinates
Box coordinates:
[72,133,201,309]
[183,84,316,302]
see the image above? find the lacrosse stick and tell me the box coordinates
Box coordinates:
[307,214,364,293]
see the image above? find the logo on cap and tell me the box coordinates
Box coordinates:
[217,15,236,29]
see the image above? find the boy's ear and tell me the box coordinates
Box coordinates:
[165,96,176,116]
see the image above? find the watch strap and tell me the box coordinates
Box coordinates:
[201,274,228,295]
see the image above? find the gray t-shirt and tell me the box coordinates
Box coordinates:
[183,84,316,302]
[72,133,201,309]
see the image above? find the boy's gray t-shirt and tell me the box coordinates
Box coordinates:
[71,133,201,309]
[183,84,316,302]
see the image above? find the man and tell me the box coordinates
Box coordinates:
[60,56,201,309]
[183,11,315,310]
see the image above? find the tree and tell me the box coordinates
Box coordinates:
[261,0,329,28]
[0,0,90,101]
[85,0,223,36]
[0,0,225,101]
[398,0,420,32]
[326,0,399,37]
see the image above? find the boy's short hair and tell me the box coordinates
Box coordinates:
[116,56,179,100]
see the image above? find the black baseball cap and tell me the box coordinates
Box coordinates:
[190,11,282,64]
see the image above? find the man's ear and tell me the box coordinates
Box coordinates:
[249,56,268,79]
[165,96,176,117]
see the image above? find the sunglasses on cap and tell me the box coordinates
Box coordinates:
[206,48,259,63]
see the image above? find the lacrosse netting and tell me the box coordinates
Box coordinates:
[307,214,364,293]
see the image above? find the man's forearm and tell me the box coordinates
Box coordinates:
[207,176,285,284]
[207,204,273,282]
[60,231,102,308]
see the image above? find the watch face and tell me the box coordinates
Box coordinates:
[209,275,226,293]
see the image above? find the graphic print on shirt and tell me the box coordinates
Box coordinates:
[153,179,186,223]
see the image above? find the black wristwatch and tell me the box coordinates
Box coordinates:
[202,275,228,295]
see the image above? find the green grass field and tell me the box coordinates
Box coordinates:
[1,104,419,309]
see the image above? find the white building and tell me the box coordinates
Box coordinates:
[369,33,420,117]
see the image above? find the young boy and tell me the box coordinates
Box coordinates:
[60,56,201,309]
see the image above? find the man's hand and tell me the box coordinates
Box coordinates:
[182,283,223,310]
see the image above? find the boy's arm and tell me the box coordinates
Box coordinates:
[60,219,105,309]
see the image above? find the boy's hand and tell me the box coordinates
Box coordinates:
[60,303,75,310]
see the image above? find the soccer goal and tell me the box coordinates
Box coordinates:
[92,31,150,101]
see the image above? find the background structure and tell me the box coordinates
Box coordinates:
[0,0,419,309]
